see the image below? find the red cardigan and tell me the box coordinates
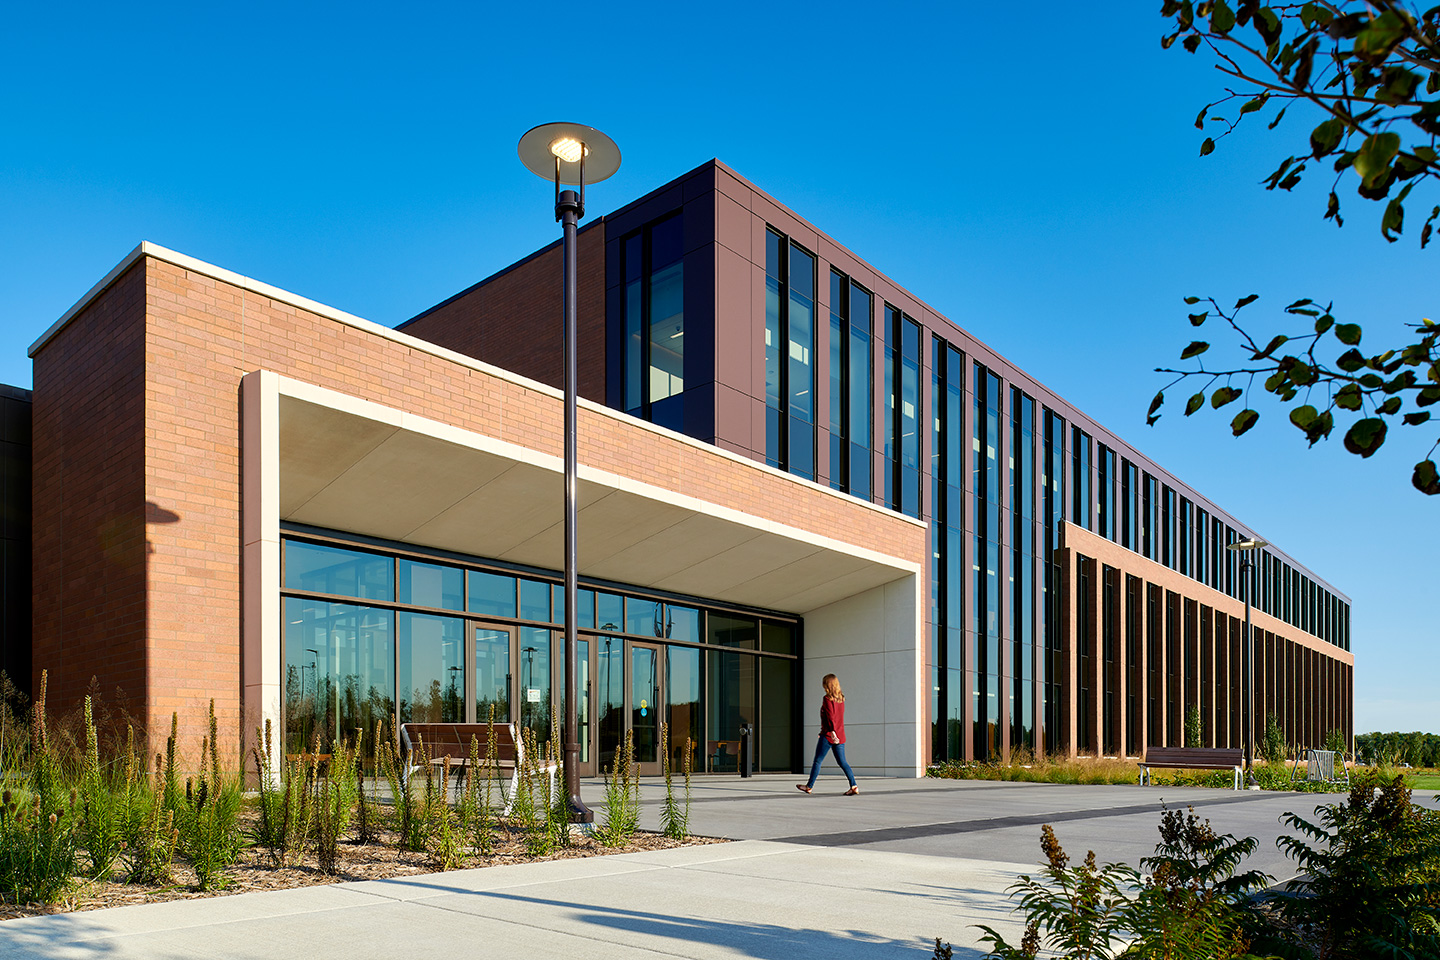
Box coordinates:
[820,697,846,744]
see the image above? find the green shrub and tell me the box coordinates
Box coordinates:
[960,809,1266,960]
[1262,772,1440,958]
[378,733,428,853]
[1184,705,1203,748]
[472,715,497,857]
[1260,713,1287,764]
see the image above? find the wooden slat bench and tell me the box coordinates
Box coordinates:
[398,722,557,815]
[1138,747,1245,790]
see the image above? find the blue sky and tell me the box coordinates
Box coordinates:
[2,3,1434,733]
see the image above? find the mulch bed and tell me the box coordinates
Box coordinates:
[0,809,723,921]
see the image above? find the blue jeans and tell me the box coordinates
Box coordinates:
[806,737,856,788]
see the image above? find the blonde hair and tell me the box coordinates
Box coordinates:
[822,674,844,702]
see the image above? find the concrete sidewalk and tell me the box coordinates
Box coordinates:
[3,776,1410,959]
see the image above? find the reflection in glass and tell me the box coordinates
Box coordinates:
[596,592,623,633]
[707,650,756,772]
[759,657,794,771]
[667,605,699,643]
[631,646,659,764]
[475,628,511,722]
[626,597,660,637]
[285,542,393,601]
[284,599,394,756]
[576,639,590,763]
[598,636,624,770]
[708,614,757,649]
[666,645,701,773]
[518,627,552,746]
[519,579,550,622]
[468,571,516,618]
[398,560,462,611]
[760,622,793,654]
[397,612,464,724]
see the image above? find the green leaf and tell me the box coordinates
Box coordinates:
[1309,118,1344,158]
[1284,298,1313,312]
[1342,417,1387,458]
[1336,349,1366,372]
[1181,341,1210,359]
[1403,411,1431,426]
[1359,373,1384,389]
[1314,314,1334,335]
[1377,397,1402,415]
[1185,392,1206,416]
[1334,383,1363,410]
[1183,296,1202,305]
[1353,10,1406,61]
[1354,133,1402,189]
[1200,137,1216,156]
[1210,386,1242,408]
[1325,190,1343,225]
[1211,0,1235,33]
[1234,294,1259,309]
[1194,105,1209,129]
[1239,93,1268,115]
[1253,6,1281,45]
[1148,391,1165,417]
[1412,459,1440,495]
[1335,323,1362,345]
[1300,2,1332,29]
[1230,408,1259,436]
[1289,404,1318,428]
[1382,196,1405,241]
[1188,312,1209,326]
[1254,334,1288,359]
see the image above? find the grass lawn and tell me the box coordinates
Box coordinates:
[1408,772,1440,790]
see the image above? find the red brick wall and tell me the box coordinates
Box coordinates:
[399,222,607,402]
[30,264,149,730]
[30,252,923,761]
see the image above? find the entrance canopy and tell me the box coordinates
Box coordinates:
[274,380,915,614]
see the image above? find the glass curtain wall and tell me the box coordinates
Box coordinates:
[971,364,1003,759]
[1042,409,1065,754]
[828,273,873,499]
[622,213,685,432]
[281,534,800,770]
[765,230,816,479]
[931,339,964,761]
[1010,389,1036,751]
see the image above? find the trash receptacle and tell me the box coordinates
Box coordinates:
[738,723,753,778]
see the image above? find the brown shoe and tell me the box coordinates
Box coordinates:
[796,784,812,794]
[844,786,859,796]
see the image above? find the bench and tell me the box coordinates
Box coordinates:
[1138,747,1245,790]
[398,722,557,815]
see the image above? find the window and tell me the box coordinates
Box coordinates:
[622,213,685,431]
[1072,428,1091,530]
[827,271,873,497]
[765,229,816,478]
[884,306,922,516]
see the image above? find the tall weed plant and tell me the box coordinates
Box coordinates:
[597,729,639,847]
[174,702,243,890]
[314,733,358,874]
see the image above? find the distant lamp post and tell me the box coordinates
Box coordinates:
[1227,538,1268,787]
[517,123,621,824]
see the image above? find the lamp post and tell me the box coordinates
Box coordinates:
[1227,538,1267,787]
[518,123,621,824]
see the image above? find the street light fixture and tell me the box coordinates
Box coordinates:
[518,122,621,824]
[1227,537,1268,787]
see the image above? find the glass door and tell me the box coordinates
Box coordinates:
[472,625,513,724]
[631,642,663,775]
[597,634,625,773]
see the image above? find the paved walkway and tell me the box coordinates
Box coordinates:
[2,776,1412,959]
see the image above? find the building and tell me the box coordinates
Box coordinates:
[8,159,1352,774]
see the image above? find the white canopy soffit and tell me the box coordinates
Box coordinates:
[275,382,918,614]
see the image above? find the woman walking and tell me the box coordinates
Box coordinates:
[796,673,858,795]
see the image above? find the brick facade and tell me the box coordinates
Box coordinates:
[30,250,925,760]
